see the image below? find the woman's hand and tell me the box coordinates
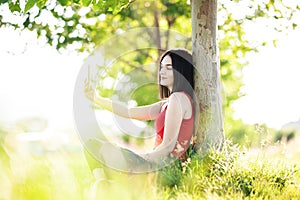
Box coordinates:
[84,79,96,102]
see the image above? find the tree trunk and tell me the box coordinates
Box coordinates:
[191,0,225,155]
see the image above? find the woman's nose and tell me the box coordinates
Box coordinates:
[160,67,166,75]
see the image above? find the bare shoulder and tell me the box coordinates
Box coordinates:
[169,92,192,119]
[169,92,190,105]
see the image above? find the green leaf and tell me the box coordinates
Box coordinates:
[82,0,92,7]
[9,2,21,12]
[37,0,48,8]
[58,0,69,6]
[24,0,36,13]
[0,0,9,4]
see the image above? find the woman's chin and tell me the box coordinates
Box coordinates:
[160,81,168,86]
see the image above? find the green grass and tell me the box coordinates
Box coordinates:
[156,142,300,199]
[0,139,299,200]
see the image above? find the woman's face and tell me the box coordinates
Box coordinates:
[160,55,174,91]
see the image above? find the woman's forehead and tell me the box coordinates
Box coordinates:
[161,55,172,65]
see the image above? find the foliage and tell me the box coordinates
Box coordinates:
[224,118,300,148]
[274,128,297,143]
[156,140,300,199]
[2,130,299,199]
[224,118,276,147]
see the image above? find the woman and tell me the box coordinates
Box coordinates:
[84,48,195,173]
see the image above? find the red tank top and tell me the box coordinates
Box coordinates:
[154,92,194,160]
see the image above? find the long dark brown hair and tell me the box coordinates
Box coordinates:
[158,48,194,100]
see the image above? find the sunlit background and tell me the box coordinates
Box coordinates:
[1,25,300,131]
[233,26,300,129]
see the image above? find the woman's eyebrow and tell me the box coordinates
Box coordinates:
[160,63,172,66]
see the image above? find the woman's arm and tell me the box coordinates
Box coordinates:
[84,80,164,120]
[142,93,185,163]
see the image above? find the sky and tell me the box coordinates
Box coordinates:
[0,28,86,130]
[0,16,300,131]
[233,26,300,129]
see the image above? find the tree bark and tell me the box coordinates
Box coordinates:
[191,0,225,155]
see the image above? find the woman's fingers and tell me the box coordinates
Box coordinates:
[83,79,95,101]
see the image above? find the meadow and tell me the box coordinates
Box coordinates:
[0,127,299,200]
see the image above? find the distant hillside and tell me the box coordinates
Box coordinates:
[282,118,300,133]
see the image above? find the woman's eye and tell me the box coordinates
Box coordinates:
[160,65,172,70]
